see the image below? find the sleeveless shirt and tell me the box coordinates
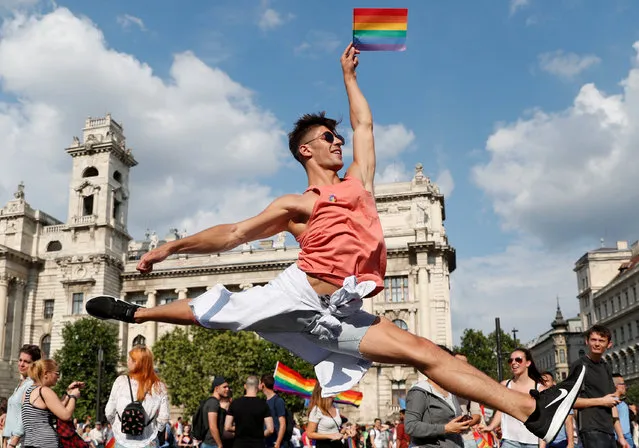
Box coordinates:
[501,380,539,444]
[296,175,387,295]
[21,385,60,447]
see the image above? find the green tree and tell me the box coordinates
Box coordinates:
[153,326,315,417]
[53,317,120,422]
[454,328,517,381]
[626,383,639,405]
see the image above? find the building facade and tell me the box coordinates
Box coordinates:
[527,303,585,381]
[0,115,456,423]
[574,241,639,382]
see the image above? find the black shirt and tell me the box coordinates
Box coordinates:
[570,355,615,434]
[203,397,221,445]
[228,396,271,448]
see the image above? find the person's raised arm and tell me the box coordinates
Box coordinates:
[341,43,375,194]
[137,194,300,273]
[40,386,79,421]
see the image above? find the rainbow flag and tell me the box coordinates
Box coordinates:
[353,8,408,52]
[273,361,363,407]
[105,436,116,448]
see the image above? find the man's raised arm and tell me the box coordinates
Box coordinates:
[342,43,376,193]
[136,194,300,273]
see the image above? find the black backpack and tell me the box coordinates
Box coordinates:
[118,376,156,436]
[192,397,216,441]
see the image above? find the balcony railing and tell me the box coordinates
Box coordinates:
[72,215,96,225]
[43,224,65,234]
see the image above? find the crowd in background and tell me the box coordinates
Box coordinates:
[1,323,638,448]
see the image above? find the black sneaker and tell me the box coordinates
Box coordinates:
[525,364,586,443]
[86,295,141,323]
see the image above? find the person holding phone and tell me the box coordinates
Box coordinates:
[19,359,84,448]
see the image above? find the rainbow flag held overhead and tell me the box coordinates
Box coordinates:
[353,8,408,52]
[273,361,363,407]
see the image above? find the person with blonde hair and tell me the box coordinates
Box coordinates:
[20,358,84,448]
[105,345,170,448]
[306,383,345,448]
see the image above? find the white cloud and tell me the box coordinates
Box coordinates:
[538,50,601,79]
[0,0,39,12]
[435,169,455,197]
[509,0,529,16]
[116,13,146,32]
[373,123,416,160]
[258,8,293,31]
[0,8,287,238]
[294,30,341,58]
[451,243,581,344]
[375,163,411,184]
[472,42,639,246]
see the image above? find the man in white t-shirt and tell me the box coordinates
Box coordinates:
[370,419,390,448]
[89,422,105,448]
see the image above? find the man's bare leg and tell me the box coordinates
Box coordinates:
[134,299,198,325]
[358,317,535,421]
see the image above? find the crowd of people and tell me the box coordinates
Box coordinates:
[0,323,637,448]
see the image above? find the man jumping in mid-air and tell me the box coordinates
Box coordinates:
[87,43,584,443]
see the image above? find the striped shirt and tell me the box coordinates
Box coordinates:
[21,385,59,448]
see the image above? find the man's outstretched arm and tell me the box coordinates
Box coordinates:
[342,43,376,193]
[137,194,299,273]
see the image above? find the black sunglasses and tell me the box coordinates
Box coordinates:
[301,130,345,146]
[507,356,524,365]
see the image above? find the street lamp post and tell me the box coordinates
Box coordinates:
[96,346,104,422]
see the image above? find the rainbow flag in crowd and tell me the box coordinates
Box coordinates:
[353,8,408,51]
[105,436,116,448]
[273,361,363,407]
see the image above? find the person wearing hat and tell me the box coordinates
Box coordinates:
[202,376,232,448]
[90,421,106,448]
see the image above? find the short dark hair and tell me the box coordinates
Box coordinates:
[288,112,339,165]
[399,409,405,415]
[585,324,612,341]
[613,373,623,379]
[20,344,42,362]
[374,418,381,423]
[260,374,275,390]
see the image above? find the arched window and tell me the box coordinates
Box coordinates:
[393,319,409,331]
[46,240,62,252]
[113,171,122,182]
[41,334,51,359]
[82,167,99,178]
[132,335,146,347]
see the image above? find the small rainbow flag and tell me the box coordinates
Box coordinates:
[273,361,363,407]
[353,8,408,52]
[105,436,116,448]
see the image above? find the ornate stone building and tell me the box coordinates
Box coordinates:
[527,302,585,381]
[0,116,456,423]
[574,240,639,382]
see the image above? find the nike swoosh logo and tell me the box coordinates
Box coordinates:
[546,389,568,408]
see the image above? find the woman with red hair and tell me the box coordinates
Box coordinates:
[105,345,170,448]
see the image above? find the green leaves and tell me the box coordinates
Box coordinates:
[153,327,314,417]
[53,318,120,422]
[454,328,517,381]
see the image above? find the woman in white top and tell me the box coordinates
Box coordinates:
[306,383,345,448]
[105,345,170,448]
[481,347,545,448]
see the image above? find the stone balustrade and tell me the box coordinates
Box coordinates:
[43,224,66,234]
[72,215,96,225]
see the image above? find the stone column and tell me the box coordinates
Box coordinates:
[0,275,9,360]
[417,267,430,339]
[145,290,157,347]
[10,279,27,360]
[408,308,417,333]
[175,288,188,301]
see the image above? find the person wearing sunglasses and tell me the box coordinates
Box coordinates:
[86,42,585,446]
[480,348,546,448]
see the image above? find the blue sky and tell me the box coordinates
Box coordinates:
[1,0,638,343]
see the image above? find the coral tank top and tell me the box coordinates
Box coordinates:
[296,175,387,296]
